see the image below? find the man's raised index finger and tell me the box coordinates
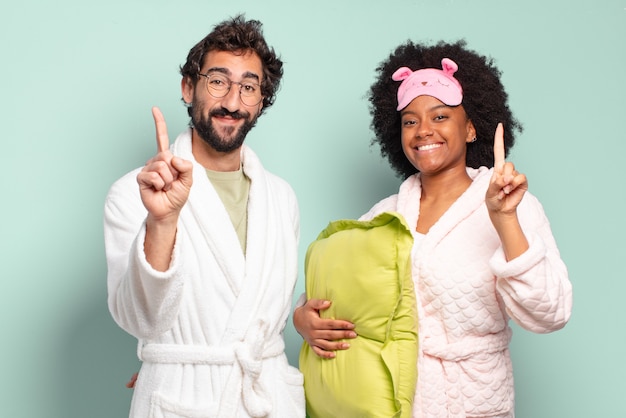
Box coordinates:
[493,122,505,171]
[152,106,169,153]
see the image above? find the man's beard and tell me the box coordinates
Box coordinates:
[191,105,258,153]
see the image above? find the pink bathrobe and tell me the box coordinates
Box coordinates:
[360,166,572,418]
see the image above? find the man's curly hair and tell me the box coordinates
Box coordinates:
[180,14,283,116]
[368,40,523,179]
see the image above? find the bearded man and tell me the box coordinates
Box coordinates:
[104,15,304,418]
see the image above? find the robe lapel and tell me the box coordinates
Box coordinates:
[397,167,492,253]
[220,146,282,344]
[173,134,290,345]
[172,130,246,295]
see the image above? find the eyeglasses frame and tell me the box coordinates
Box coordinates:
[197,72,263,107]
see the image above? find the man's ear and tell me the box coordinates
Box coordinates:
[181,76,194,104]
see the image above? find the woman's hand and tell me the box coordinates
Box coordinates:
[485,123,529,260]
[485,123,528,215]
[293,299,357,359]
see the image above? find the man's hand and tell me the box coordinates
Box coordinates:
[137,107,194,271]
[125,372,138,389]
[137,107,193,221]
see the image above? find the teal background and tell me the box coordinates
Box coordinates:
[2,1,624,416]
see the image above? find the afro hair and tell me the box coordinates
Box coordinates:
[368,40,523,179]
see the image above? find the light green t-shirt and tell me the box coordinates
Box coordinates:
[205,166,250,254]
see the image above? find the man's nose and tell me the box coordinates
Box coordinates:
[221,84,241,112]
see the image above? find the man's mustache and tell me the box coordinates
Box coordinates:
[209,108,248,120]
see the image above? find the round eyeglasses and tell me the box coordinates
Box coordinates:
[198,72,263,107]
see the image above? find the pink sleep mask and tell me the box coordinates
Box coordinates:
[392,58,463,110]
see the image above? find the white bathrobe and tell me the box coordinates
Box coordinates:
[104,129,305,418]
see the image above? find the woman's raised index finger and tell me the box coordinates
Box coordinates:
[493,123,505,171]
[151,106,169,153]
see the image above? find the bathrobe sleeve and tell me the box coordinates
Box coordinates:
[103,169,186,340]
[489,192,573,333]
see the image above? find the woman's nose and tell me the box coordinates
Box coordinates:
[417,120,433,138]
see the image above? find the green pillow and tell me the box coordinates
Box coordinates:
[299,212,418,418]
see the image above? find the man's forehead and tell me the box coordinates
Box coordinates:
[201,50,263,79]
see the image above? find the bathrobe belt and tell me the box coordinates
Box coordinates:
[139,332,285,418]
[421,327,512,362]
[421,328,512,416]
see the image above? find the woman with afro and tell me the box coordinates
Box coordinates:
[294,40,573,417]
